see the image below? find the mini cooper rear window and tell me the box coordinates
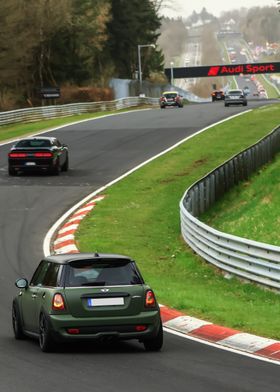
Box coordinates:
[65,259,143,287]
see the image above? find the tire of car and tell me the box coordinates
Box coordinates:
[225,103,229,107]
[8,166,16,176]
[243,102,247,106]
[12,301,25,340]
[61,155,69,172]
[142,322,163,352]
[52,159,61,175]
[39,313,55,352]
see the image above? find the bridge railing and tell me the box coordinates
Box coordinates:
[180,125,280,289]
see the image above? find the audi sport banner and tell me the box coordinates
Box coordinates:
[165,62,280,79]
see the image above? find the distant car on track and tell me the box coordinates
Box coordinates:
[211,90,225,102]
[224,89,247,107]
[8,136,69,176]
[12,253,163,352]
[159,91,184,109]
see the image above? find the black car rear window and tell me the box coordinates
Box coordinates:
[65,259,143,287]
[15,139,51,148]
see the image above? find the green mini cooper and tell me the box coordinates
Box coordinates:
[12,253,163,352]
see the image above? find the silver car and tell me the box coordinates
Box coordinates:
[224,89,247,107]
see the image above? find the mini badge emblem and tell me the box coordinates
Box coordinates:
[101,288,109,292]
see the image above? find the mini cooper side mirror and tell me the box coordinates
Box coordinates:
[15,278,28,289]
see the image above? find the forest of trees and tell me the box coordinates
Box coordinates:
[220,6,280,46]
[0,0,165,109]
[1,2,278,110]
[157,17,188,65]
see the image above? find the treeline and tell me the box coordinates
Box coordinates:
[157,17,188,65]
[220,6,280,45]
[0,0,164,109]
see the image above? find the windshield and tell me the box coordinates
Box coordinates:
[65,259,143,287]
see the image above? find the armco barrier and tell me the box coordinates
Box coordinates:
[180,125,280,289]
[0,97,159,126]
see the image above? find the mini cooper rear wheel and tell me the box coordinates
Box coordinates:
[143,322,163,352]
[39,314,54,352]
[12,302,25,340]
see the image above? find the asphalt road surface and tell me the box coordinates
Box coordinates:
[1,101,279,392]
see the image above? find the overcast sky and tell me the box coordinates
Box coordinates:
[160,0,277,18]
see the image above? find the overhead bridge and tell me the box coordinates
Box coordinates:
[165,62,280,79]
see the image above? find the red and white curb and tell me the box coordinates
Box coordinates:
[53,195,105,254]
[160,305,280,362]
[52,194,280,363]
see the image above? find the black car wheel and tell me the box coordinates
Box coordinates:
[52,159,61,176]
[61,155,69,172]
[8,166,16,176]
[143,322,163,352]
[12,302,25,340]
[39,313,54,352]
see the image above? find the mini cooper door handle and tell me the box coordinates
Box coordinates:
[31,294,37,299]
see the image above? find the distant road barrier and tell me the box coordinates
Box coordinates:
[180,124,280,290]
[0,97,159,126]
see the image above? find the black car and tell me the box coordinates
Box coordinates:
[12,253,163,352]
[211,90,225,101]
[8,136,69,175]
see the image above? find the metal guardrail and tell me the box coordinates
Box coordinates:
[0,97,159,126]
[180,125,280,289]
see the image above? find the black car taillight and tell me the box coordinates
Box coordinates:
[9,152,27,158]
[34,152,53,157]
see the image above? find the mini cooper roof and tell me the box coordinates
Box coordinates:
[44,253,133,264]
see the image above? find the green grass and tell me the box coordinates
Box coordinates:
[202,148,280,247]
[256,75,279,99]
[76,103,280,339]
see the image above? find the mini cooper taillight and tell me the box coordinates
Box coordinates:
[145,290,156,308]
[52,293,65,310]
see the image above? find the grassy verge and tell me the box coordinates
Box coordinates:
[0,106,151,143]
[76,103,280,339]
[256,75,279,99]
[201,145,280,246]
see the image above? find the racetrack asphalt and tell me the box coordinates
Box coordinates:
[1,100,280,392]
